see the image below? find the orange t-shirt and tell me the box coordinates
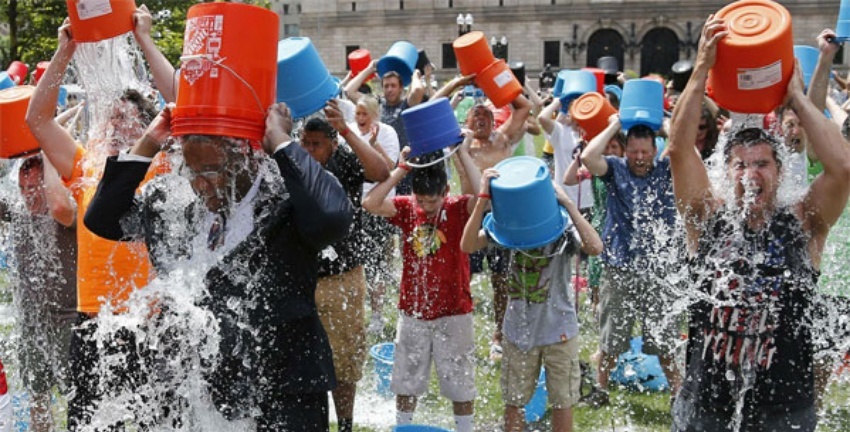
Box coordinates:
[64,145,168,314]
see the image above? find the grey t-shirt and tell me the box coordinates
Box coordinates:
[498,229,580,352]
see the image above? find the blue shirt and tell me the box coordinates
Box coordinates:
[600,156,678,269]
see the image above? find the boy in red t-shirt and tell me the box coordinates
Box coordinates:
[363,144,480,432]
[0,359,11,432]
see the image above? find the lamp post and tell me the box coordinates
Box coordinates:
[457,13,473,37]
[491,35,508,61]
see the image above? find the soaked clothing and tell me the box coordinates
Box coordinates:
[317,143,366,277]
[587,176,607,288]
[380,97,413,195]
[388,195,473,320]
[678,208,818,429]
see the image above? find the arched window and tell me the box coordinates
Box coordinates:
[587,29,625,70]
[640,27,680,77]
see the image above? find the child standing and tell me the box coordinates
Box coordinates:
[461,167,602,432]
[362,144,480,432]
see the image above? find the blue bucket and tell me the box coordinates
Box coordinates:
[559,69,597,107]
[0,73,15,91]
[524,368,548,423]
[57,85,68,109]
[483,156,570,250]
[620,79,664,132]
[12,392,28,432]
[370,342,395,398]
[402,97,463,158]
[794,45,819,90]
[609,336,669,392]
[377,41,418,87]
[276,37,341,119]
[837,0,850,43]
[393,426,452,432]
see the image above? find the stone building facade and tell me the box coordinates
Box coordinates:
[270,0,845,83]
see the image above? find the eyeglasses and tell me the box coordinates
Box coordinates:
[179,163,224,181]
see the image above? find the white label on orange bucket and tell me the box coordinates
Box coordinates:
[737,60,782,91]
[494,70,513,88]
[182,14,225,85]
[77,0,112,20]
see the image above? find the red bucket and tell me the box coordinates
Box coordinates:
[66,0,137,43]
[348,49,376,80]
[453,31,497,76]
[582,67,606,94]
[6,61,27,85]
[569,92,617,140]
[33,62,50,85]
[475,60,522,108]
[172,2,278,142]
[706,0,794,113]
[0,86,40,159]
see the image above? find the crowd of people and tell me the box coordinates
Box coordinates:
[0,5,849,432]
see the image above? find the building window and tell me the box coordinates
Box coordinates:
[499,0,504,5]
[442,43,457,69]
[352,2,356,12]
[297,3,302,13]
[283,4,289,14]
[400,0,404,9]
[284,24,300,37]
[345,45,360,70]
[449,0,453,8]
[551,0,556,4]
[544,40,560,67]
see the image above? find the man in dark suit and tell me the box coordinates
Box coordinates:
[84,103,353,431]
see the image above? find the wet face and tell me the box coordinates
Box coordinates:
[727,143,780,215]
[18,166,46,215]
[182,138,254,214]
[468,106,493,139]
[105,101,145,156]
[300,130,337,166]
[382,76,403,105]
[355,105,373,128]
[604,138,624,158]
[415,190,447,219]
[625,136,655,177]
[781,109,806,153]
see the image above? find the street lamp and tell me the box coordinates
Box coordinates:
[491,35,508,61]
[458,13,473,37]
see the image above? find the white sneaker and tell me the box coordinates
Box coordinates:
[367,314,384,334]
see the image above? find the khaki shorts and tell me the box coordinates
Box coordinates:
[316,266,367,383]
[391,313,476,402]
[501,337,581,409]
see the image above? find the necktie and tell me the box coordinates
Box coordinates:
[208,214,226,251]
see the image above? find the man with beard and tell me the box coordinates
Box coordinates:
[668,18,850,432]
[580,116,682,406]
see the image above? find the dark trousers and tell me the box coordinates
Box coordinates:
[257,392,329,432]
[671,395,818,432]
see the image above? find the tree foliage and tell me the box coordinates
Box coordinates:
[0,0,271,73]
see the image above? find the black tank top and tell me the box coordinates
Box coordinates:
[683,207,818,409]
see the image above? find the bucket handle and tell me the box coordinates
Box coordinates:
[179,54,266,114]
[536,165,548,179]
[405,142,462,169]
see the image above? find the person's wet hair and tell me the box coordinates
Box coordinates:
[470,104,494,122]
[626,124,656,143]
[119,88,157,126]
[19,154,43,174]
[723,127,783,168]
[303,117,338,141]
[410,161,447,196]
[382,70,402,84]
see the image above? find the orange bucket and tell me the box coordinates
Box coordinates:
[569,92,617,140]
[172,2,278,142]
[475,60,522,108]
[0,86,40,159]
[66,0,137,43]
[348,49,376,80]
[453,31,497,76]
[706,0,793,114]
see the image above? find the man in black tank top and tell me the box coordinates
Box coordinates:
[666,18,850,432]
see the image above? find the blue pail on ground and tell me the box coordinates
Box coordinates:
[524,368,548,423]
[12,392,28,432]
[0,73,15,91]
[559,69,597,107]
[402,97,463,158]
[794,45,819,90]
[276,37,340,119]
[377,41,418,87]
[393,425,452,432]
[609,336,669,392]
[836,0,850,42]
[370,342,395,398]
[620,79,664,132]
[483,156,570,250]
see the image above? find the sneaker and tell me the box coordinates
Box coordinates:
[367,314,384,334]
[489,341,503,362]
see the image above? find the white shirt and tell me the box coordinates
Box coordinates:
[544,122,595,209]
[348,120,400,197]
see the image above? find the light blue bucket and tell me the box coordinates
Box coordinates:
[377,41,418,87]
[483,156,570,250]
[370,342,395,398]
[12,392,28,432]
[836,0,850,43]
[794,45,820,90]
[57,85,68,109]
[620,78,664,132]
[276,37,341,119]
[551,69,569,99]
[393,426,452,432]
[524,368,548,423]
[402,97,463,158]
[559,69,597,107]
[0,73,15,91]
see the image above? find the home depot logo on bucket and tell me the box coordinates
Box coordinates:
[182,14,225,85]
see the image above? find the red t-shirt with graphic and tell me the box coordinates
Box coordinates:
[0,359,6,395]
[389,195,473,320]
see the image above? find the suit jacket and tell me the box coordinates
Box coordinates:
[84,143,353,416]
